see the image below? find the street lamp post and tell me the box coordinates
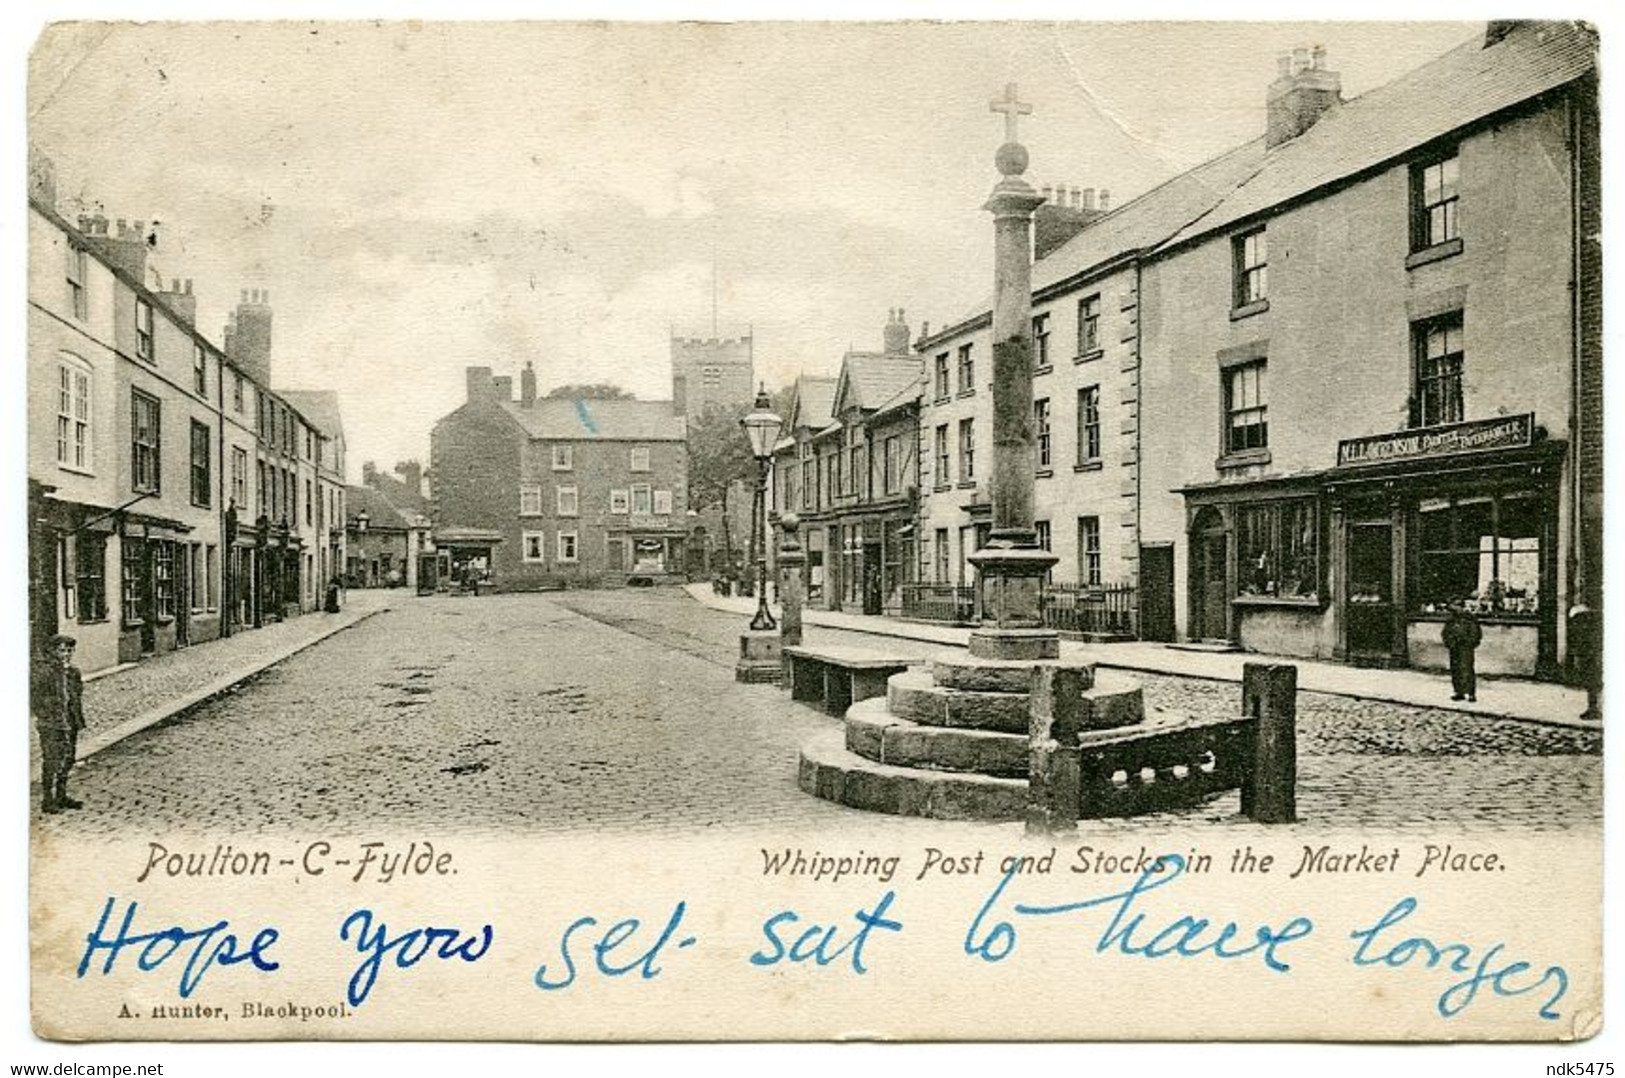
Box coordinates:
[736,385,786,682]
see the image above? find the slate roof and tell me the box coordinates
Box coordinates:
[278,390,345,440]
[788,375,838,432]
[344,484,413,530]
[835,353,922,414]
[918,21,1596,347]
[497,398,686,441]
[1159,21,1597,250]
[367,471,429,516]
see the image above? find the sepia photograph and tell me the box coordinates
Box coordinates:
[17,11,1610,1055]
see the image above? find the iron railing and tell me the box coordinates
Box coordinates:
[899,583,978,624]
[1045,581,1138,638]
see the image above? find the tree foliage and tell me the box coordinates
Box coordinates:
[544,382,636,400]
[685,387,792,511]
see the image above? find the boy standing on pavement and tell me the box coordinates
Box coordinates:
[1442,601,1483,703]
[31,633,85,814]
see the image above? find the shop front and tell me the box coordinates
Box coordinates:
[1180,414,1565,679]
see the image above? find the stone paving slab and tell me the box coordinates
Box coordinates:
[683,584,1595,730]
[36,591,394,761]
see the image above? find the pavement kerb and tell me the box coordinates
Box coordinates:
[76,606,390,760]
[679,584,1598,734]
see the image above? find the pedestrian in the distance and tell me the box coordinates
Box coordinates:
[1442,600,1483,703]
[325,575,342,613]
[31,633,85,814]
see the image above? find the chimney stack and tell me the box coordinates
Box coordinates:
[227,289,274,387]
[28,145,57,210]
[521,360,538,405]
[83,210,153,281]
[465,366,495,405]
[492,374,514,402]
[1033,180,1111,260]
[1266,44,1342,148]
[883,307,912,355]
[159,276,197,326]
[394,460,424,497]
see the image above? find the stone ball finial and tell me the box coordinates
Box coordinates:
[995,141,1029,177]
[780,511,801,536]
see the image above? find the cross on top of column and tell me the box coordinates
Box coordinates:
[990,82,1033,144]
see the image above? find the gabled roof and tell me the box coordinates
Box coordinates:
[832,352,921,415]
[279,390,345,440]
[344,484,413,530]
[367,471,428,516]
[497,398,685,441]
[1159,21,1596,250]
[787,375,838,433]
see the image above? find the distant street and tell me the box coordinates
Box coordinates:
[45,589,1602,837]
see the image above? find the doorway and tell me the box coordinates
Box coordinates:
[1140,543,1175,642]
[1346,520,1395,661]
[1189,512,1229,642]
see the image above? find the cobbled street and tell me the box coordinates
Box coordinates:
[43,589,1601,838]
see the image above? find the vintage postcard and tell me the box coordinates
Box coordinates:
[21,16,1607,1050]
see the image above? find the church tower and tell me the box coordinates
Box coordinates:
[670,325,754,420]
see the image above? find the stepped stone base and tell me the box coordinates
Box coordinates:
[798,729,1027,821]
[932,653,1073,694]
[845,698,1028,777]
[968,628,1060,661]
[888,668,1031,732]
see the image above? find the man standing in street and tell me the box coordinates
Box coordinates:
[32,633,85,814]
[1443,601,1483,703]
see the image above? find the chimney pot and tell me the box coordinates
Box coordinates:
[186,279,193,294]
[77,215,90,232]
[1312,44,1326,70]
[1292,46,1310,72]
[1099,190,1111,211]
[241,289,249,303]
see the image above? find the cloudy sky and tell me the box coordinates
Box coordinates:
[29,19,1480,478]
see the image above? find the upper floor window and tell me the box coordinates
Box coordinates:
[135,298,154,361]
[956,343,975,394]
[630,446,651,472]
[233,371,245,413]
[609,489,629,514]
[701,366,723,388]
[519,484,543,516]
[1414,313,1465,428]
[1233,228,1268,309]
[958,417,975,481]
[1077,385,1101,464]
[934,353,950,399]
[882,434,902,495]
[232,446,248,509]
[934,424,949,487]
[1078,515,1102,587]
[1034,397,1052,470]
[1032,313,1051,369]
[556,485,579,517]
[1078,294,1101,357]
[193,342,207,396]
[552,444,573,471]
[846,428,863,497]
[1413,153,1460,250]
[66,244,87,321]
[131,389,161,494]
[1035,520,1052,552]
[56,359,92,472]
[631,484,653,515]
[189,419,211,508]
[653,489,673,516]
[1224,361,1269,454]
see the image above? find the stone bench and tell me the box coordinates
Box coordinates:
[783,645,923,716]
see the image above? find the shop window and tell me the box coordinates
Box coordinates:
[1415,493,1541,617]
[75,532,107,622]
[1414,314,1464,428]
[1235,499,1319,600]
[121,540,142,625]
[1224,361,1268,454]
[154,542,175,620]
[1034,398,1051,470]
